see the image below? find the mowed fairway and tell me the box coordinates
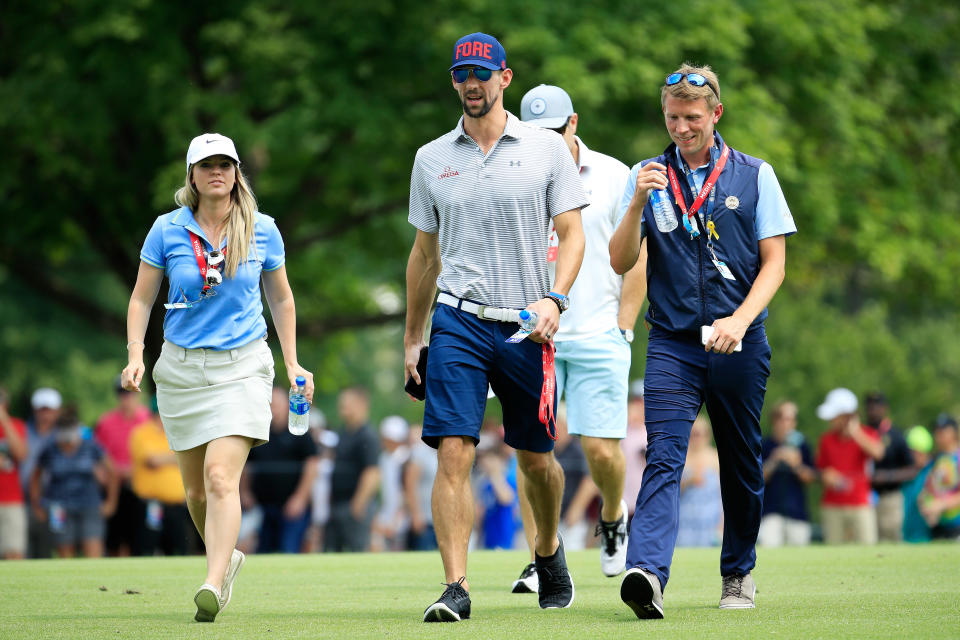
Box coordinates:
[0,544,957,639]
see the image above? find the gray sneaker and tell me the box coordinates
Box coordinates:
[219,549,246,611]
[719,572,756,609]
[620,568,664,619]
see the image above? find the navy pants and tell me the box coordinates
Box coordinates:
[626,326,771,589]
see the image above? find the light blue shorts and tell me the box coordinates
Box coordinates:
[555,327,631,439]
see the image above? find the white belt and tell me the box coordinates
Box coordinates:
[437,292,521,323]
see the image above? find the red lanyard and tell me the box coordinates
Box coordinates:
[666,144,729,232]
[539,342,558,440]
[188,231,225,293]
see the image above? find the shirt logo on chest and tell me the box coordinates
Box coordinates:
[438,166,460,179]
[510,160,521,167]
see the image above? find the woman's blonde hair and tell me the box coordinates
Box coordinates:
[174,161,257,278]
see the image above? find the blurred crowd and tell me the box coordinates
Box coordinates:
[0,380,957,560]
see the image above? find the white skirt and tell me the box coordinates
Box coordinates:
[153,338,274,451]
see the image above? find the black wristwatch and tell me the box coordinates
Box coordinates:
[546,291,570,314]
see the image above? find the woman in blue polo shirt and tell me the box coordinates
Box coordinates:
[120,133,313,623]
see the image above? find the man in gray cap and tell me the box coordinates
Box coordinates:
[514,85,647,584]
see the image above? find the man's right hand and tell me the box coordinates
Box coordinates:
[404,341,425,389]
[631,162,669,208]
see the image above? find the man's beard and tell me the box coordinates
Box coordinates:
[462,91,498,118]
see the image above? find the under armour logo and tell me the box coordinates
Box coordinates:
[510,160,521,167]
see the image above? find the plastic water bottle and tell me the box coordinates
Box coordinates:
[649,189,678,233]
[518,309,538,332]
[288,376,310,436]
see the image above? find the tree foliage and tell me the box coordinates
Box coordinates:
[1,0,957,434]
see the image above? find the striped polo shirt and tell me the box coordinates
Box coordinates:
[409,111,588,309]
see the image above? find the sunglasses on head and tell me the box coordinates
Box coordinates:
[666,72,719,98]
[452,67,494,83]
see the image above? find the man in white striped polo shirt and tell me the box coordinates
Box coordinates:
[404,32,587,622]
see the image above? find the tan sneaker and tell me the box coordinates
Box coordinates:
[194,583,222,622]
[620,568,664,619]
[220,549,246,611]
[719,572,756,609]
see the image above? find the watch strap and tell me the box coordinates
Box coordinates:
[545,294,565,314]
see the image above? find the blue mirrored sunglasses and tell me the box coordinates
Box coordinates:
[665,72,719,98]
[452,67,494,83]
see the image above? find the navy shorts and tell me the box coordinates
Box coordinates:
[422,302,556,453]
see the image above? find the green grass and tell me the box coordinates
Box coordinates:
[0,545,957,639]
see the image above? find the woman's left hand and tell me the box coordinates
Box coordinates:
[287,364,315,403]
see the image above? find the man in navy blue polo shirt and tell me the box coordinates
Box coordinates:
[609,63,796,618]
[404,32,587,622]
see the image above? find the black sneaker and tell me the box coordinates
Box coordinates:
[511,562,539,593]
[423,577,471,622]
[535,536,575,609]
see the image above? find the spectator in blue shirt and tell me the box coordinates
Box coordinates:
[475,434,519,550]
[758,401,816,546]
[120,133,313,623]
[29,407,117,558]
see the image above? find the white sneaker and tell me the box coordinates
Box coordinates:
[194,583,222,622]
[220,549,246,611]
[511,562,539,593]
[597,499,628,577]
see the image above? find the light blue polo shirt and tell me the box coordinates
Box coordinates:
[140,206,285,350]
[674,147,796,240]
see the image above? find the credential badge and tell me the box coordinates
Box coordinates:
[725,196,740,210]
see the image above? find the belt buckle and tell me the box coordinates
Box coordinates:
[476,305,489,320]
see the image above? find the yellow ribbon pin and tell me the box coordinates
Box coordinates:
[706,220,720,240]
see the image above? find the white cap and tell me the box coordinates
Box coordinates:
[816,388,858,421]
[186,133,240,169]
[520,84,574,129]
[31,387,62,410]
[380,415,409,443]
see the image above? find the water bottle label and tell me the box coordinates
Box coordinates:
[289,399,309,415]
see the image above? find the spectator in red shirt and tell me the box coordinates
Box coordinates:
[0,387,29,559]
[95,377,152,556]
[815,388,885,544]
